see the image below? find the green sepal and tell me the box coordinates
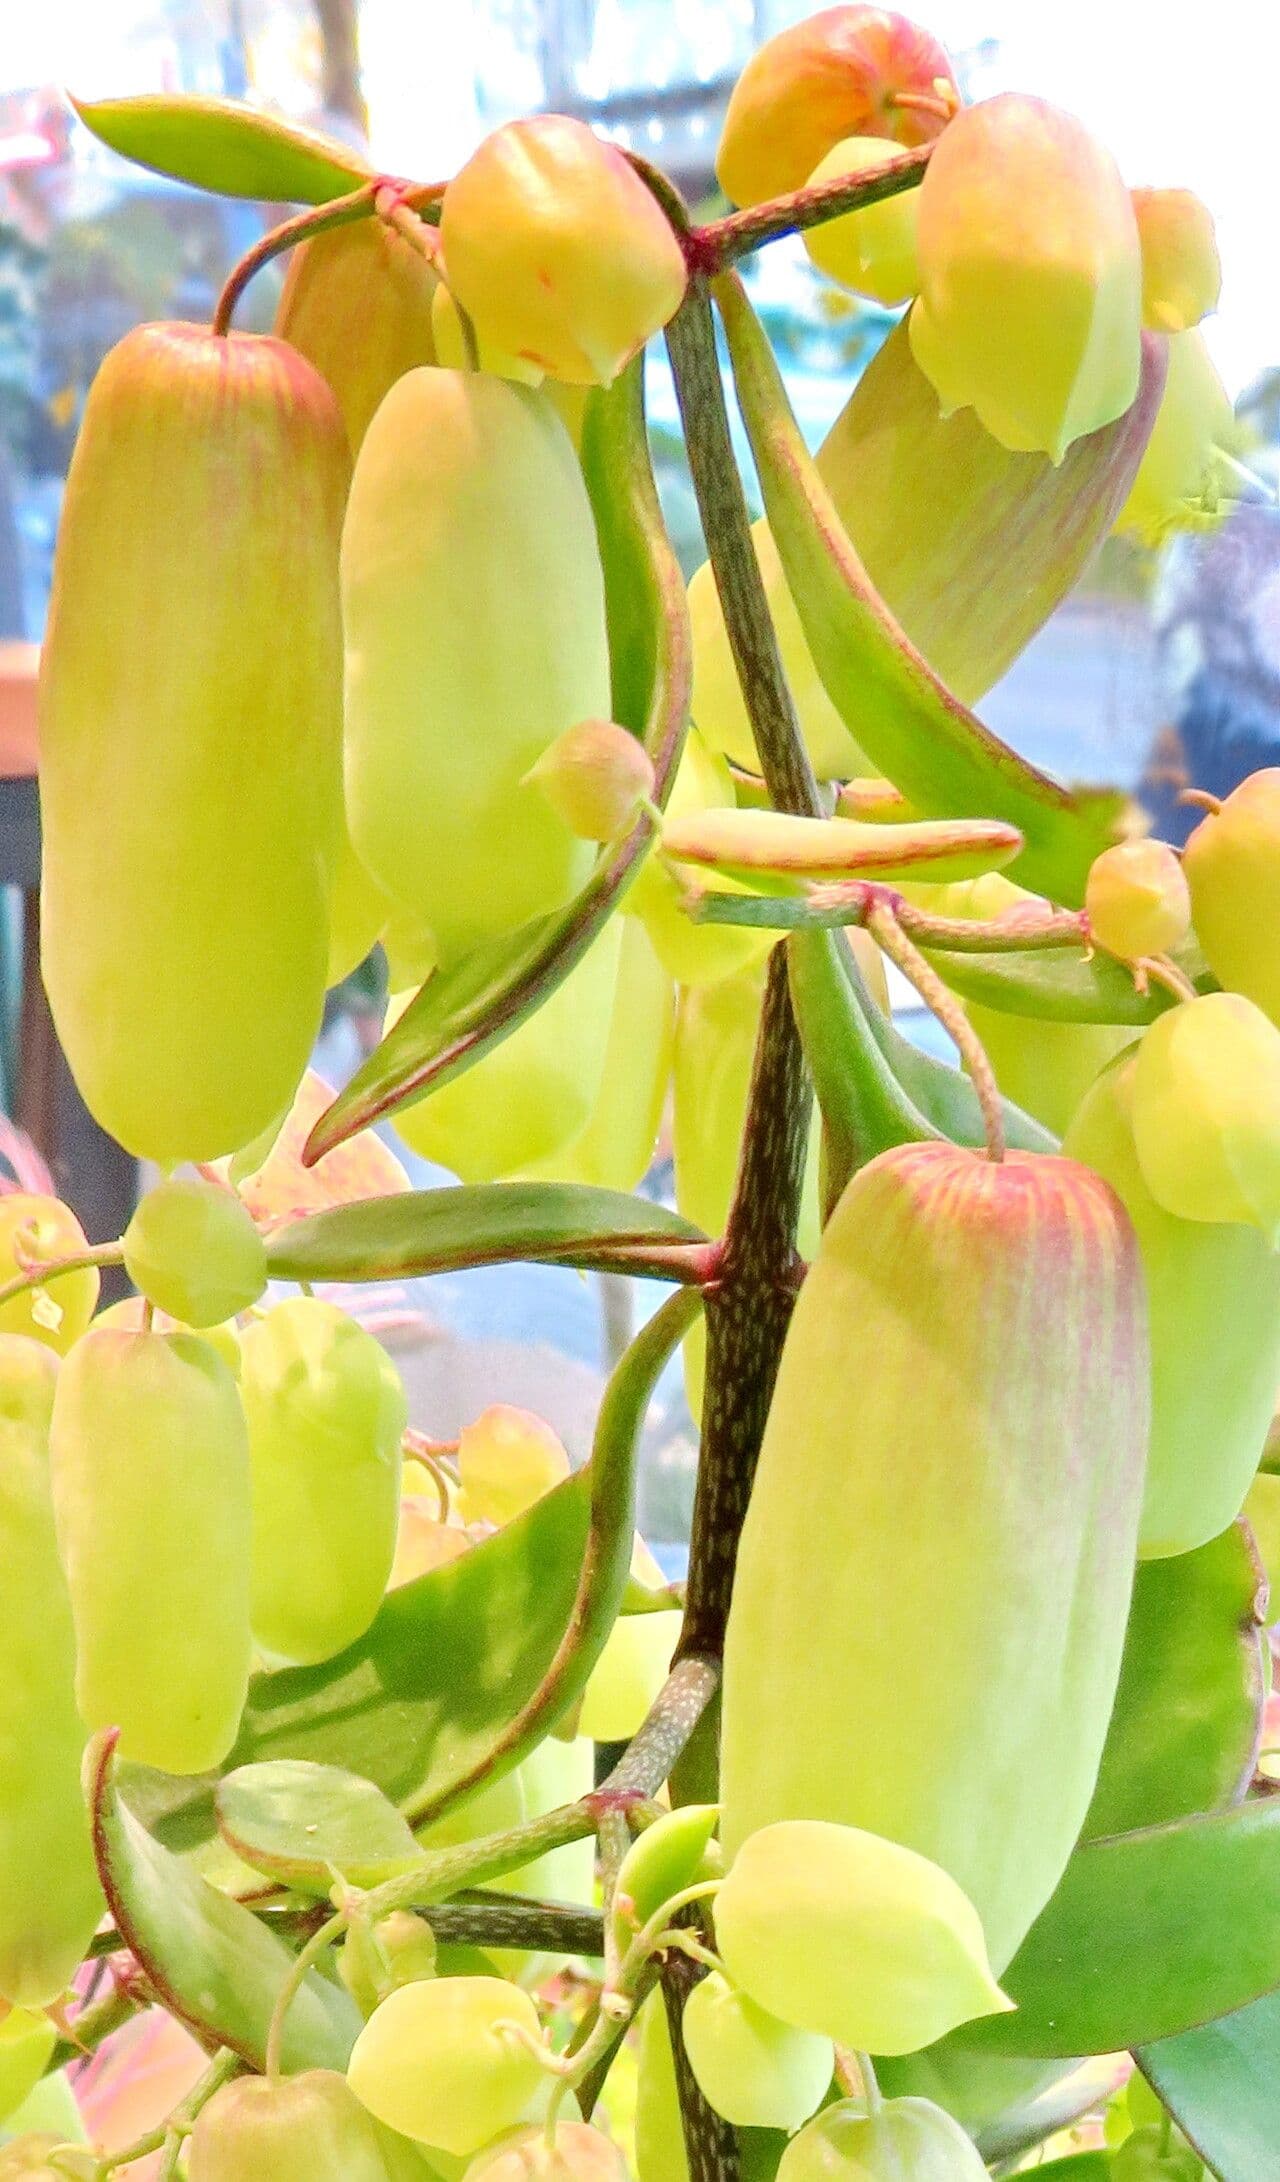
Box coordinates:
[216,1761,425,1893]
[306,354,690,1164]
[87,1730,362,2071]
[1084,1520,1268,1840]
[951,1799,1280,2059]
[69,91,370,203]
[264,1181,708,1286]
[714,270,1123,906]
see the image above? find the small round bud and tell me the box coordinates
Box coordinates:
[122,1177,267,1327]
[440,117,687,387]
[1183,767,1280,1025]
[717,6,959,207]
[777,2095,989,2181]
[0,1194,99,1355]
[526,720,655,841]
[461,2122,626,2179]
[347,1975,547,2158]
[456,1403,571,1527]
[1112,2122,1205,2180]
[682,1969,833,2131]
[188,2071,391,2182]
[1086,839,1191,962]
[341,1910,439,2015]
[1131,993,1280,1246]
[1132,187,1222,333]
[802,134,921,303]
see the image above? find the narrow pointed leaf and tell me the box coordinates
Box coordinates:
[716,270,1128,906]
[819,316,1166,704]
[1138,1995,1280,2181]
[1084,1519,1268,1840]
[88,1732,361,2072]
[263,1181,707,1285]
[307,356,691,1163]
[70,92,371,203]
[929,941,1216,1024]
[953,1800,1280,2058]
[216,1761,425,1893]
[663,806,1022,885]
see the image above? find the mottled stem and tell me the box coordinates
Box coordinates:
[678,948,811,1662]
[664,282,819,2182]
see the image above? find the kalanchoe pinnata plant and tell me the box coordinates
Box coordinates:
[3,11,1275,2179]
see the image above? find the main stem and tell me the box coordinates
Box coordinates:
[662,280,818,2182]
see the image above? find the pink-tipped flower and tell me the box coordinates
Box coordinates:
[439,116,687,386]
[908,94,1143,462]
[717,5,959,207]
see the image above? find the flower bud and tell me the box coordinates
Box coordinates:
[1112,2123,1205,2181]
[1131,993,1280,1246]
[440,117,687,386]
[456,1404,570,1527]
[1114,328,1232,546]
[430,274,544,385]
[526,719,655,840]
[1183,768,1280,1024]
[189,2070,392,2182]
[461,2123,626,2180]
[909,94,1143,460]
[1086,838,1192,961]
[1132,187,1221,333]
[802,133,921,302]
[40,324,348,1162]
[777,2096,989,2182]
[721,1142,1150,1971]
[275,216,439,453]
[717,6,959,207]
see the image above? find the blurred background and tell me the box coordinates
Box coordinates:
[2,0,1277,1553]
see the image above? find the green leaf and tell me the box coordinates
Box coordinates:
[216,1761,425,1893]
[306,354,691,1164]
[927,942,1216,1025]
[264,1181,707,1286]
[87,1732,361,2071]
[819,316,1164,707]
[1138,1992,1280,2181]
[70,91,370,202]
[953,1800,1280,2059]
[1085,1520,1268,1840]
[714,270,1123,907]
